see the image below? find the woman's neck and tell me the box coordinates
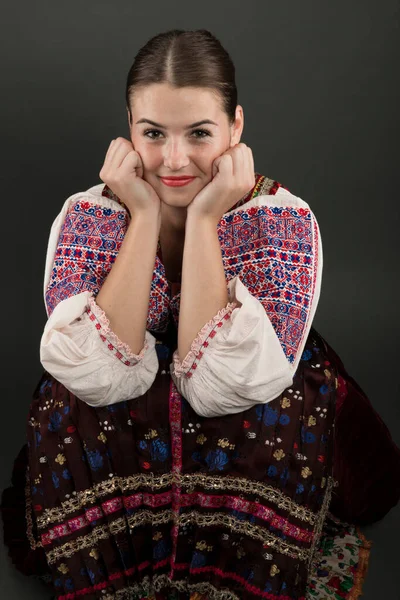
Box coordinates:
[160,202,187,235]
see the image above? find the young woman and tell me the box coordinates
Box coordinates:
[2,29,400,600]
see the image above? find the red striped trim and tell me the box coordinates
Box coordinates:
[56,558,304,600]
[174,562,305,600]
[41,488,312,546]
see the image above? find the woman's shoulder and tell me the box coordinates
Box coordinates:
[47,183,127,239]
[60,183,126,216]
[43,184,129,303]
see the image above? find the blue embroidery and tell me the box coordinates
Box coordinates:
[153,540,170,561]
[205,449,229,471]
[243,568,254,581]
[301,426,316,444]
[191,551,206,568]
[280,467,289,484]
[301,349,312,361]
[150,438,170,462]
[64,578,74,591]
[279,413,290,425]
[86,449,103,471]
[192,451,202,463]
[48,412,62,432]
[231,510,247,521]
[264,406,279,427]
[39,379,52,395]
[62,469,71,480]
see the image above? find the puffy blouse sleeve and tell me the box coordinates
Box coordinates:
[40,185,160,407]
[171,186,322,418]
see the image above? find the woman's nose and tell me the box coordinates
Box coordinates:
[163,139,190,170]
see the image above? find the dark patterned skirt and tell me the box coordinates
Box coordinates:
[1,328,374,599]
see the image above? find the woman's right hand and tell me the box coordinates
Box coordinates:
[99,137,161,216]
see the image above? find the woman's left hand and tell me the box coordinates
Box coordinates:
[187,143,255,222]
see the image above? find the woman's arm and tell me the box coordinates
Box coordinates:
[95,137,163,354]
[96,209,161,355]
[40,192,164,407]
[171,187,321,417]
[177,212,229,362]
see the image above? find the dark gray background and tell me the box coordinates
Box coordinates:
[1,0,399,597]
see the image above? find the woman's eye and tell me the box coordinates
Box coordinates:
[144,129,163,139]
[143,129,211,140]
[191,129,211,139]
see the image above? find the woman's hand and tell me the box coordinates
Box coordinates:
[187,143,255,222]
[99,137,161,217]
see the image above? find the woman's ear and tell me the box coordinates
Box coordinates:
[229,105,244,147]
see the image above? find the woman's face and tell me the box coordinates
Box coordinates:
[128,83,244,208]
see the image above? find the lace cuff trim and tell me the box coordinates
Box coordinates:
[173,301,239,378]
[87,296,147,366]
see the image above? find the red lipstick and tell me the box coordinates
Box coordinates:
[160,176,195,187]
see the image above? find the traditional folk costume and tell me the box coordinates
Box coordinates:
[2,174,400,600]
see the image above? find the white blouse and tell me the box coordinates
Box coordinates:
[40,182,322,417]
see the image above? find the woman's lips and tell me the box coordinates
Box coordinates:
[160,176,195,187]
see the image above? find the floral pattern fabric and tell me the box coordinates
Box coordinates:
[307,515,372,600]
[8,325,338,599]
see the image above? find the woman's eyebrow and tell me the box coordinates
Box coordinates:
[135,118,218,129]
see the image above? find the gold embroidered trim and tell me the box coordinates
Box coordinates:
[38,472,316,530]
[101,574,241,600]
[45,503,311,565]
[45,522,110,564]
[249,174,265,200]
[38,471,315,530]
[307,476,335,574]
[257,176,276,197]
[231,174,268,211]
[45,510,174,564]
[37,472,174,528]
[226,175,284,213]
[180,474,316,524]
[180,511,309,561]
[167,579,239,600]
[25,467,42,550]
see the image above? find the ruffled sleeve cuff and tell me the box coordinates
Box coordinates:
[172,301,239,378]
[170,276,294,418]
[40,291,159,407]
[87,295,147,366]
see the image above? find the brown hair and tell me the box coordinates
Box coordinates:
[125,29,237,124]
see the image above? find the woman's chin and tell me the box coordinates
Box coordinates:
[157,183,204,208]
[158,192,196,208]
